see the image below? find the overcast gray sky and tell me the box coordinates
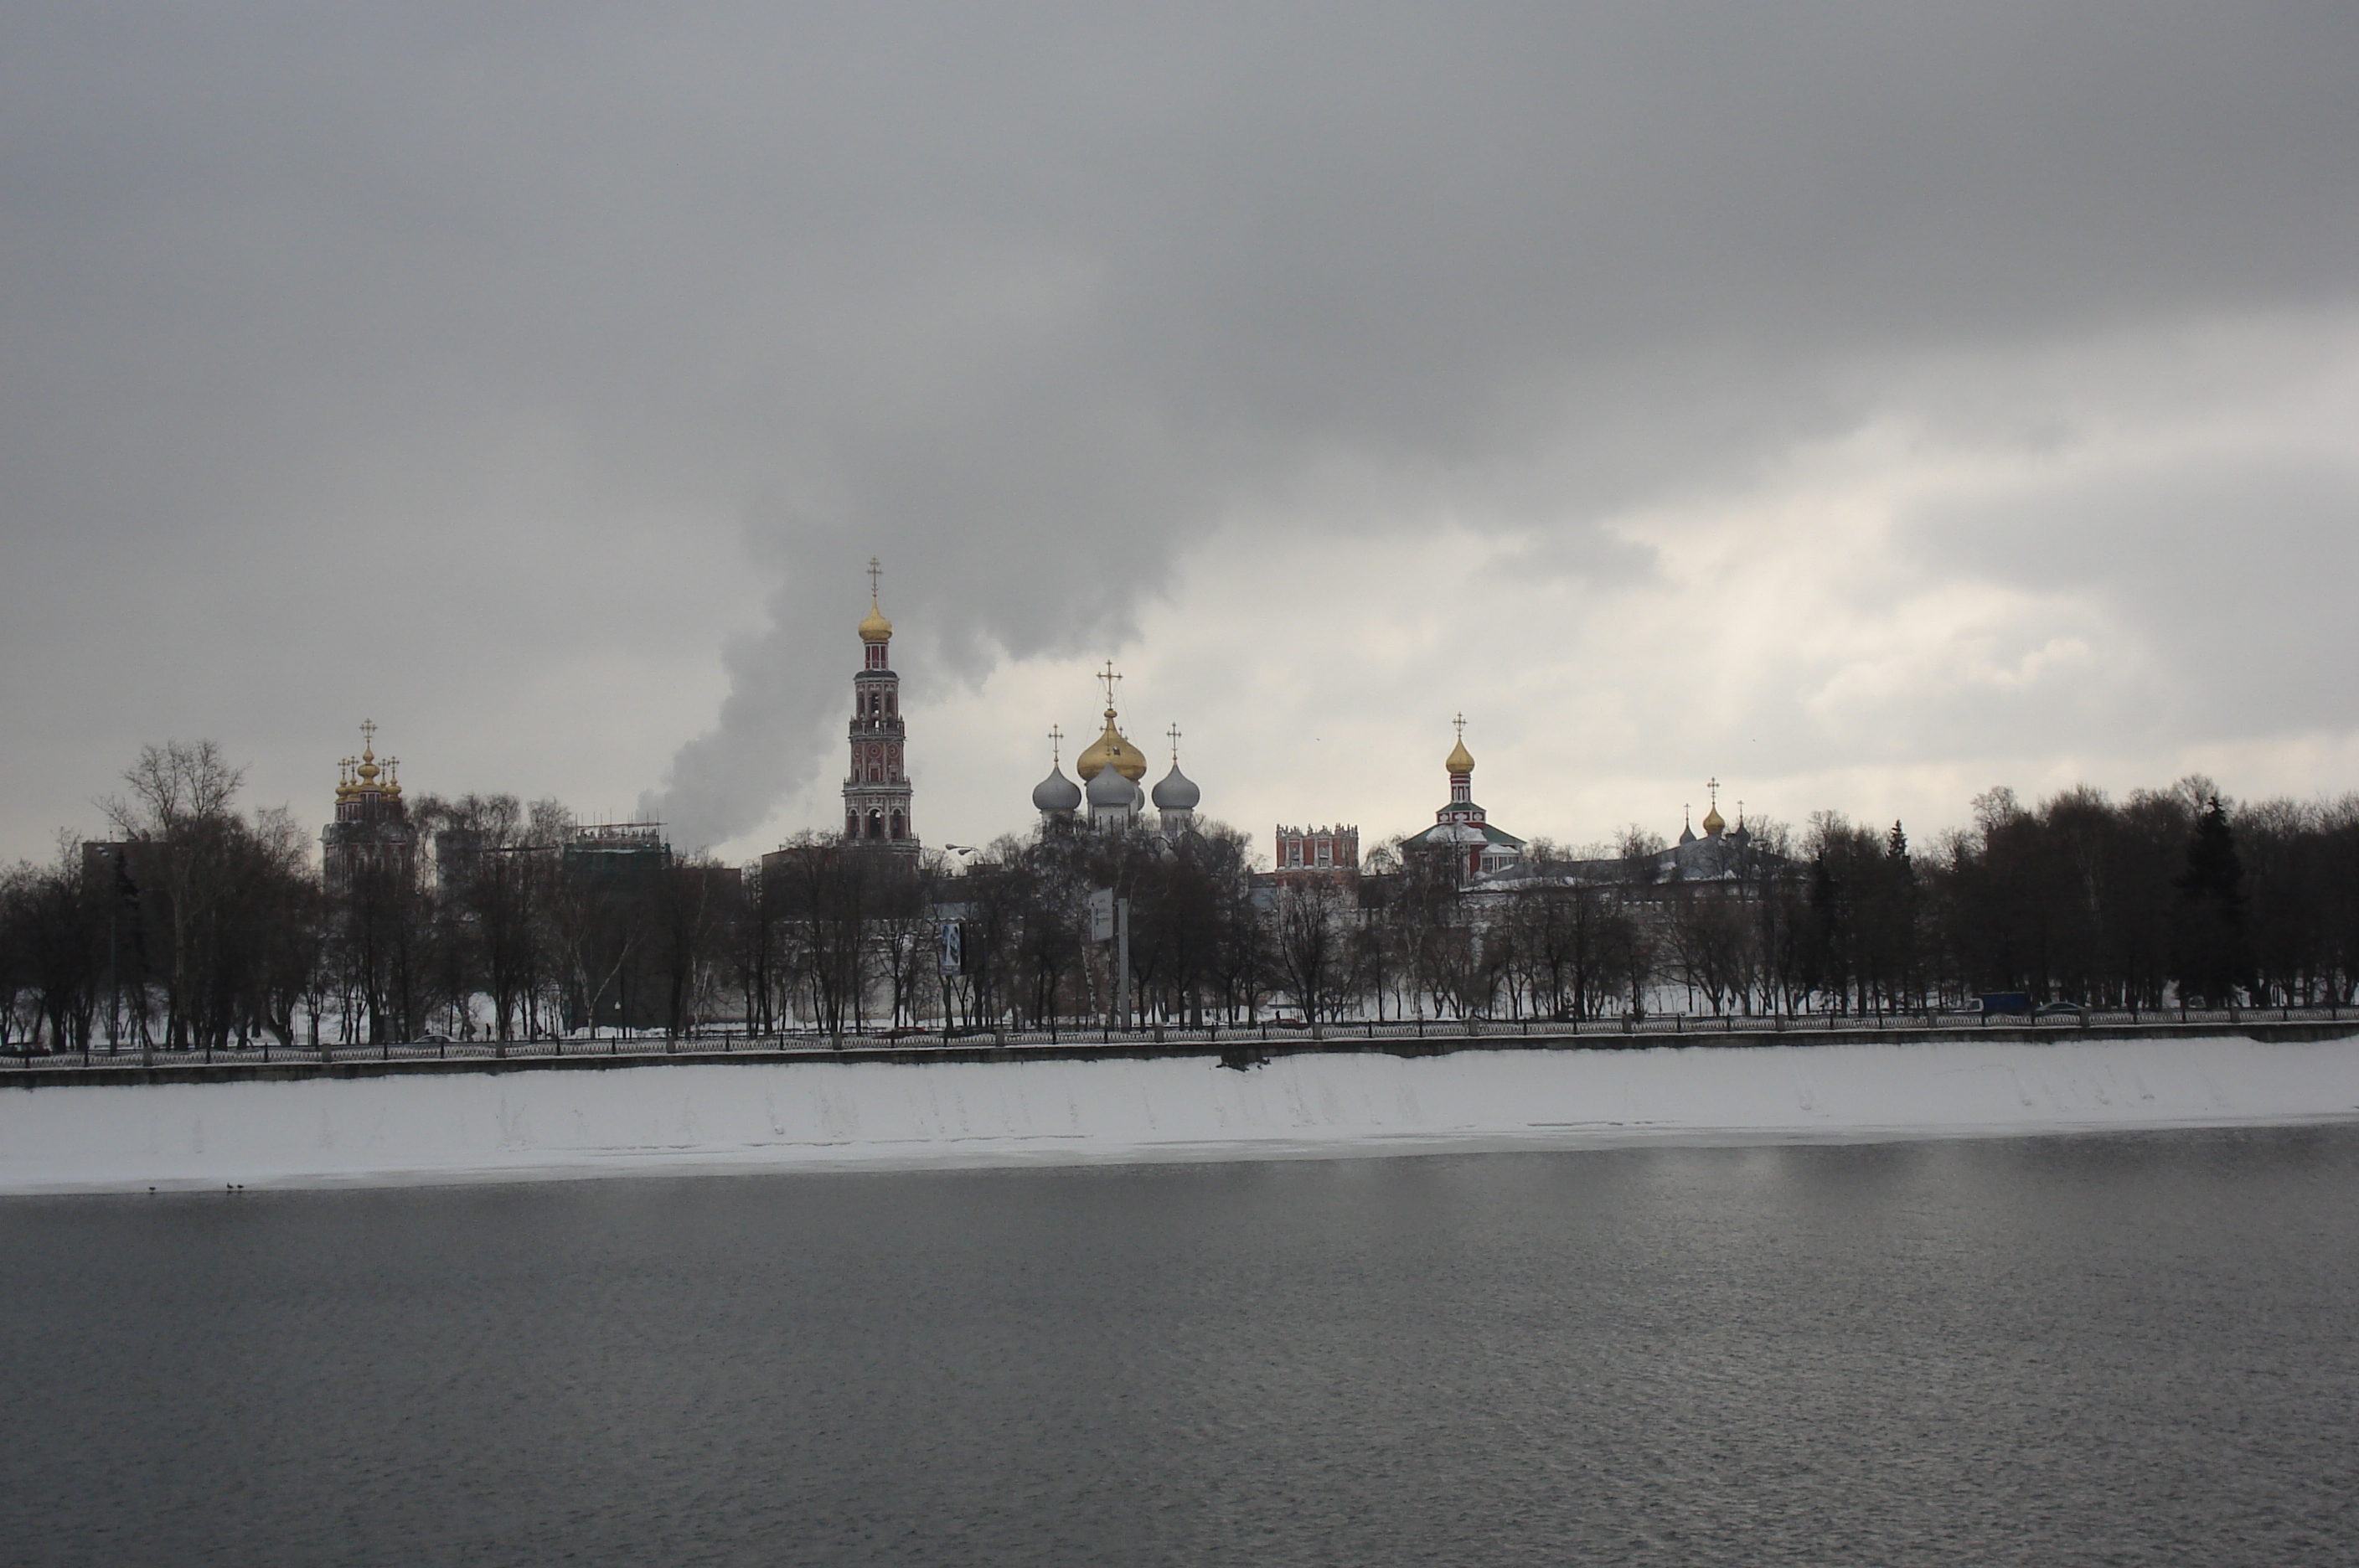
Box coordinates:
[4,2,2356,864]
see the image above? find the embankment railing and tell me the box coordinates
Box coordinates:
[5,1003,2351,1076]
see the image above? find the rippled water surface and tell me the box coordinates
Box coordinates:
[5,1128,2356,1566]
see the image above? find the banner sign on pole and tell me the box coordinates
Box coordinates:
[1088,887,1116,942]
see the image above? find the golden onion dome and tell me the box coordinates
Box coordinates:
[858,596,894,643]
[1701,802,1725,836]
[1074,709,1148,782]
[1445,736,1475,775]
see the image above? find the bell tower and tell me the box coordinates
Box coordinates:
[843,559,917,854]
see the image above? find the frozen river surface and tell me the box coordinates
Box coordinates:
[4,1127,2356,1565]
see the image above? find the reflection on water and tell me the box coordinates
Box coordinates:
[4,1127,2356,1566]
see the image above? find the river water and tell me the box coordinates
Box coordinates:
[4,1127,2355,1565]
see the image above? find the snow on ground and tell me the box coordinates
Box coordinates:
[3,1034,2358,1194]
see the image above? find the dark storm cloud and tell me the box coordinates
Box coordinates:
[2,3,2354,848]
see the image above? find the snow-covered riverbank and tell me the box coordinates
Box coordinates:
[4,1032,2357,1193]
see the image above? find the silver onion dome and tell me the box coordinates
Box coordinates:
[1032,764,1082,812]
[1087,763,1136,807]
[1151,762,1200,812]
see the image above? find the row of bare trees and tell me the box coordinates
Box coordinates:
[1241,775,2348,1024]
[1917,780,2358,1010]
[746,823,1273,1036]
[5,749,2350,1049]
[0,745,756,1051]
[1561,777,2352,1018]
[1,744,323,1051]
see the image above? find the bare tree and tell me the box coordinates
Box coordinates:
[1272,879,1352,1029]
[101,740,246,1048]
[1,842,99,1050]
[765,833,880,1042]
[649,855,741,1038]
[1665,886,1752,1015]
[1508,884,1628,1021]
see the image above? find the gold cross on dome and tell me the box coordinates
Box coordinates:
[1166,724,1182,763]
[1097,661,1122,711]
[360,718,377,748]
[866,557,883,601]
[1453,712,1466,743]
[1048,724,1064,765]
[1707,776,1720,807]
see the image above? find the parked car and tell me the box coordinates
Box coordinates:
[2034,1002,2087,1019]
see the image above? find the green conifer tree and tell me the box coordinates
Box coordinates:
[2170,795,2252,1005]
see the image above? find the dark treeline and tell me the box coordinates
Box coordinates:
[0,742,1280,1050]
[0,743,748,1052]
[3,749,2351,1051]
[1609,776,2358,1019]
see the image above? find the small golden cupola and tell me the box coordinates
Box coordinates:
[1444,713,1477,807]
[858,554,894,644]
[1700,777,1725,838]
[331,720,405,828]
[339,720,392,800]
[1073,662,1148,782]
